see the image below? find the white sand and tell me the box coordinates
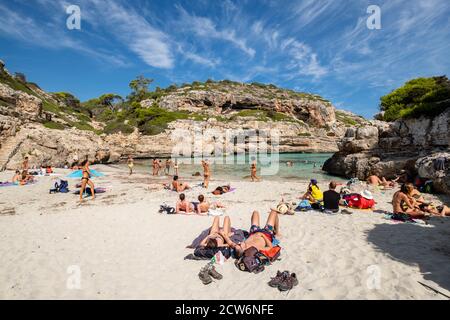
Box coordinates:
[0,165,449,300]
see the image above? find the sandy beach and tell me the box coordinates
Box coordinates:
[0,165,449,300]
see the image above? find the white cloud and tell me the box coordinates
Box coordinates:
[176,5,256,58]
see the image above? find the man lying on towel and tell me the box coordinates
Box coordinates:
[219,210,280,257]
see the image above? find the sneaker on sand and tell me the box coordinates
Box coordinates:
[208,265,223,280]
[278,273,299,291]
[268,271,289,288]
[198,267,213,285]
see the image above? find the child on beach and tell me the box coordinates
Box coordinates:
[202,160,211,188]
[250,157,261,182]
[127,156,134,175]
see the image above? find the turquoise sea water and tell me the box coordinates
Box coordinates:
[130,153,344,182]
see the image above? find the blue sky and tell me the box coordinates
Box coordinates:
[1,0,449,118]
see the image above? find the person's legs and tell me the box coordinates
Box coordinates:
[265,210,280,236]
[87,180,95,200]
[79,179,87,201]
[251,210,261,228]
[222,216,232,236]
[209,216,220,235]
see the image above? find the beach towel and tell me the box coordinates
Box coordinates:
[208,208,225,216]
[295,200,312,211]
[187,228,247,249]
[73,187,106,196]
[0,182,16,187]
[66,169,105,179]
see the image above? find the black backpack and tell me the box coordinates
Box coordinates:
[49,180,69,194]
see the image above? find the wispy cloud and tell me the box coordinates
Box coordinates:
[175,5,256,58]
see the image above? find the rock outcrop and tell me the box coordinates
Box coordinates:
[323,108,450,192]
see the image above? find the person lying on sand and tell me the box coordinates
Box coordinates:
[301,179,323,203]
[176,193,195,214]
[392,184,429,219]
[212,184,231,195]
[220,210,280,257]
[404,183,450,217]
[198,216,233,249]
[171,175,190,192]
[195,194,225,215]
[367,175,396,188]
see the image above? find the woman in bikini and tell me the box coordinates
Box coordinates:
[79,159,95,202]
[250,157,261,182]
[212,184,231,195]
[405,183,450,217]
[199,216,233,249]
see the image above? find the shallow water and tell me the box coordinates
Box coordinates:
[125,153,344,182]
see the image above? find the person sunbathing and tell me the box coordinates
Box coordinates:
[302,179,323,203]
[176,193,196,215]
[405,183,450,217]
[392,184,428,219]
[171,175,190,192]
[19,170,34,185]
[220,210,280,257]
[194,194,225,215]
[199,216,233,249]
[212,184,231,195]
[367,175,395,188]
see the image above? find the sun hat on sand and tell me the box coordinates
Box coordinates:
[272,202,295,215]
[361,190,374,200]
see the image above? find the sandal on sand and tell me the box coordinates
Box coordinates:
[198,266,213,285]
[278,273,299,292]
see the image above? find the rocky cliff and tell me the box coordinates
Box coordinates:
[0,61,366,170]
[323,109,450,193]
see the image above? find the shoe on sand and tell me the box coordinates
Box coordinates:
[208,265,223,280]
[268,271,289,288]
[198,267,212,285]
[278,273,299,291]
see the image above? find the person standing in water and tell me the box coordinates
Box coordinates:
[79,159,95,202]
[127,156,134,175]
[250,157,261,182]
[165,159,172,175]
[202,159,211,188]
[174,159,179,176]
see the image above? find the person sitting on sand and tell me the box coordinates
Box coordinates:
[367,175,396,188]
[302,179,323,203]
[194,194,225,215]
[127,156,134,175]
[404,183,450,217]
[212,185,231,195]
[201,160,211,188]
[323,181,341,213]
[199,216,233,249]
[12,170,21,185]
[19,170,35,185]
[250,157,261,182]
[171,175,190,192]
[220,210,280,257]
[392,184,428,219]
[79,159,95,202]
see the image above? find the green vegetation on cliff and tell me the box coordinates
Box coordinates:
[380,76,450,121]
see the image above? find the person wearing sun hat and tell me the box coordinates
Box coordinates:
[345,189,375,209]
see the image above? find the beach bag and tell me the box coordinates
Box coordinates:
[49,179,69,194]
[296,200,312,211]
[159,204,176,214]
[235,247,264,273]
[260,246,281,262]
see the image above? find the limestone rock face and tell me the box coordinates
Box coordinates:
[416,153,450,194]
[0,83,42,121]
[323,108,450,193]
